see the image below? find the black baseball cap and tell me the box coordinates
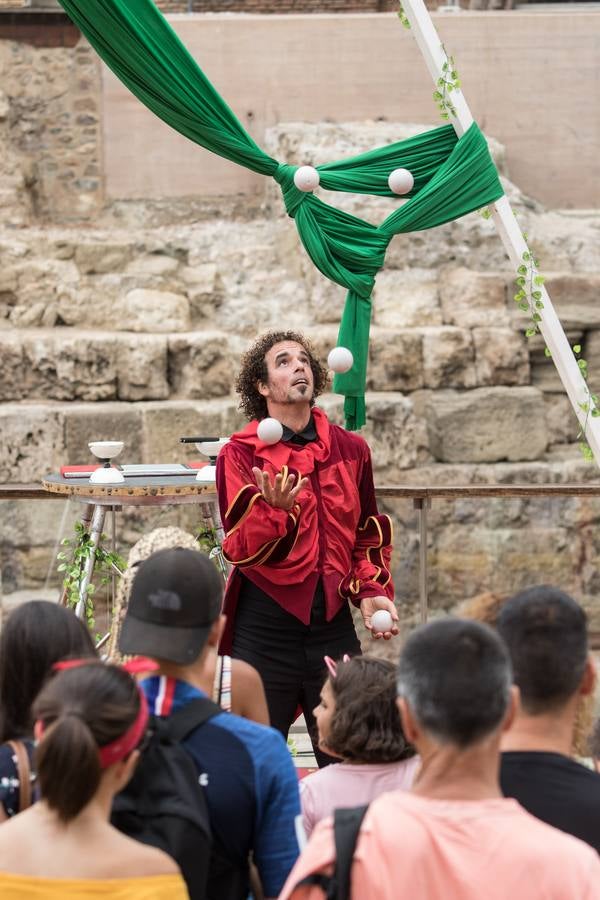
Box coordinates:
[119,547,223,665]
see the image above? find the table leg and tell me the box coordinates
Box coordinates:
[75,504,106,621]
[199,499,230,581]
[414,497,431,624]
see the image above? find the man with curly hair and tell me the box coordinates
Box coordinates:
[216,331,397,766]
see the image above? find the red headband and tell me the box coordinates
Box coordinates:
[48,657,155,769]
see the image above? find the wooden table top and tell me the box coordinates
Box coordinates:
[42,472,217,507]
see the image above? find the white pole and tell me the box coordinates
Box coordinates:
[399,0,600,466]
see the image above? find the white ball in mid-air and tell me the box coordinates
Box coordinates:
[327,346,354,374]
[257,417,283,445]
[370,609,394,634]
[294,165,320,192]
[388,168,414,195]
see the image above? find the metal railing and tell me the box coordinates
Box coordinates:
[3,481,600,627]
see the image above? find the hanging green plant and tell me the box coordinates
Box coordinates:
[196,524,228,581]
[397,1,411,28]
[513,245,545,339]
[572,344,600,462]
[433,46,460,120]
[57,521,126,632]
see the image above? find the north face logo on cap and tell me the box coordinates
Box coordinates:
[147,589,182,611]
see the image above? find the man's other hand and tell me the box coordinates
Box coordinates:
[360,595,400,640]
[252,466,308,511]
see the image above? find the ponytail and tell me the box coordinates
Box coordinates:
[32,663,140,823]
[36,713,101,822]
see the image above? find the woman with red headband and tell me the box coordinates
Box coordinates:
[0,662,188,899]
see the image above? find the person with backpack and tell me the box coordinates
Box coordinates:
[0,661,187,899]
[280,619,600,900]
[117,546,301,900]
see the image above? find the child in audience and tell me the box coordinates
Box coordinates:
[301,656,419,838]
[0,600,97,820]
[0,661,187,899]
[109,526,269,724]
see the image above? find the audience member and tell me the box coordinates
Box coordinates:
[497,585,600,852]
[109,526,269,724]
[0,661,187,899]
[118,547,300,900]
[0,600,97,821]
[280,618,600,900]
[301,655,418,838]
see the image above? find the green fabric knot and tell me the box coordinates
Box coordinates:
[273,163,308,218]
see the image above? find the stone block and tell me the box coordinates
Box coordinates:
[116,334,169,401]
[0,498,77,547]
[21,332,118,401]
[123,288,190,333]
[542,273,600,330]
[63,403,144,465]
[0,332,24,401]
[75,242,134,274]
[373,269,442,329]
[421,327,477,389]
[180,263,223,320]
[0,404,65,483]
[439,267,508,329]
[167,332,237,399]
[367,328,424,392]
[544,393,579,446]
[125,255,180,278]
[360,392,431,476]
[140,400,245,464]
[426,387,548,463]
[473,328,530,386]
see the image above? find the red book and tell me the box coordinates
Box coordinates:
[60,464,102,478]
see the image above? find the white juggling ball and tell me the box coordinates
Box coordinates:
[257,417,283,445]
[370,609,394,633]
[388,168,414,195]
[327,346,354,374]
[294,165,320,192]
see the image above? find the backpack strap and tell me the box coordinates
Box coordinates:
[293,805,369,900]
[7,740,32,812]
[163,696,223,742]
[332,805,369,900]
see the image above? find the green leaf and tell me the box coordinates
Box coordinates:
[433,91,443,100]
[533,275,545,285]
[525,328,537,337]
[442,62,448,71]
[57,563,67,572]
[535,301,544,309]
[544,347,552,358]
[532,313,542,322]
[522,251,531,261]
[440,113,450,120]
[532,290,542,300]
[573,344,582,354]
[516,276,526,287]
[519,302,529,311]
[579,402,590,413]
[517,265,527,275]
[592,409,600,418]
[454,80,461,88]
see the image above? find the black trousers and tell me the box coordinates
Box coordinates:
[231,577,361,768]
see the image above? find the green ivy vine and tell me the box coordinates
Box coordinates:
[397,1,411,28]
[57,521,126,632]
[433,47,460,120]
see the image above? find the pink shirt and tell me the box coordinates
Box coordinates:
[300,757,420,838]
[281,791,600,900]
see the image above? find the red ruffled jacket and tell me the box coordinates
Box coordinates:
[216,407,393,652]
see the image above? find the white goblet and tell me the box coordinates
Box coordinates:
[88,441,125,484]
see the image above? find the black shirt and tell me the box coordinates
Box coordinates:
[280,415,317,446]
[500,751,600,854]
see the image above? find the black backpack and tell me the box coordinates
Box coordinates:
[111,696,221,900]
[295,805,369,900]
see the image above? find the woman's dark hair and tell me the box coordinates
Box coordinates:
[326,656,415,764]
[236,330,328,422]
[33,662,140,823]
[0,601,97,743]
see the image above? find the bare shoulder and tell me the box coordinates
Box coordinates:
[232,657,263,685]
[107,830,180,877]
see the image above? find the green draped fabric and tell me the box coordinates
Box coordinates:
[57,0,504,428]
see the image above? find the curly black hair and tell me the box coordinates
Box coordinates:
[235,331,328,422]
[326,656,416,764]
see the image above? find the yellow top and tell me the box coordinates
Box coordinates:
[0,872,189,899]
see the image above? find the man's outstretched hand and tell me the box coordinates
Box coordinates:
[360,595,400,640]
[253,466,308,511]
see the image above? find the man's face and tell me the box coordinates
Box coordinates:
[257,340,315,407]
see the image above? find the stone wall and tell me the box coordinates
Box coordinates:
[155,1,400,13]
[2,24,600,628]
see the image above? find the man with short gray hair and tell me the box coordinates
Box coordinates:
[280,618,600,900]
